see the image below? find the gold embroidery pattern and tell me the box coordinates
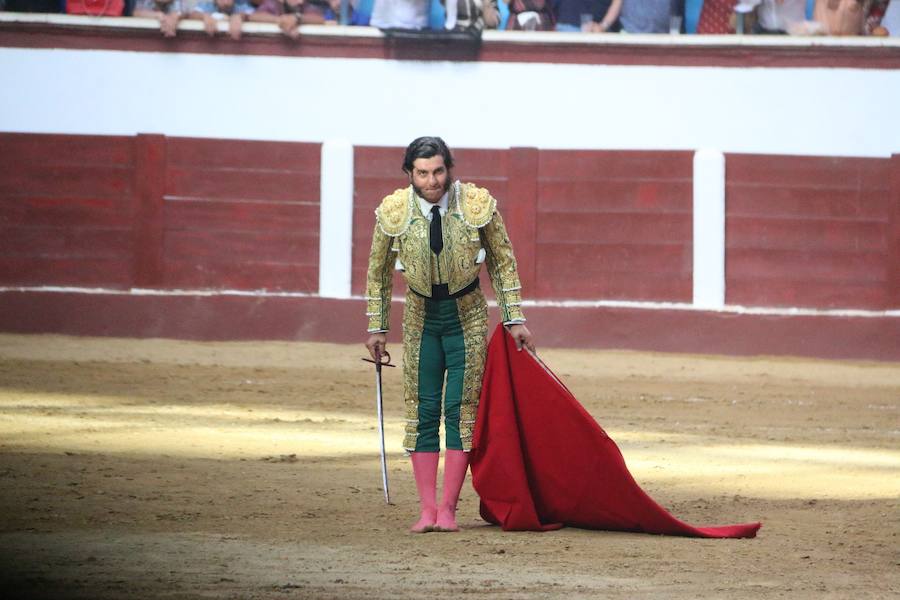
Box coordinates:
[397,213,431,297]
[480,208,525,323]
[401,290,426,451]
[460,184,495,229]
[364,221,395,332]
[456,289,488,451]
[375,188,414,237]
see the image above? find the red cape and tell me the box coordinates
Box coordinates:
[470,325,761,538]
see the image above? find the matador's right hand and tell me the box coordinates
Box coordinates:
[365,333,387,361]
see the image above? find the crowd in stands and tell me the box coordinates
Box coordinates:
[1,0,897,39]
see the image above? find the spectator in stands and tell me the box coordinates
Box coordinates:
[302,0,357,25]
[443,0,500,31]
[504,0,556,30]
[619,0,672,32]
[744,0,807,33]
[553,0,621,31]
[369,0,428,28]
[864,0,890,33]
[133,0,184,37]
[877,0,898,34]
[3,0,62,10]
[813,0,871,34]
[248,0,303,37]
[189,0,254,39]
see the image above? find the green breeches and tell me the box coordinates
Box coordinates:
[402,288,488,452]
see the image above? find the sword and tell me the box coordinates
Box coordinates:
[362,348,395,504]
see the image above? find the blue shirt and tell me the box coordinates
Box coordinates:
[553,0,617,28]
[193,0,253,15]
[620,0,671,33]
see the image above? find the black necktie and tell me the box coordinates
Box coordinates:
[430,205,443,256]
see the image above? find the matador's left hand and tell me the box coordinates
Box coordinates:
[507,324,535,353]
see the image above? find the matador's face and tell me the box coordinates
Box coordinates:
[409,155,450,204]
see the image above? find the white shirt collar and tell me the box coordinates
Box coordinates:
[416,189,449,219]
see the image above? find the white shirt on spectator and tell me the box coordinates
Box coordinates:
[757,0,806,31]
[883,0,900,36]
[369,0,429,29]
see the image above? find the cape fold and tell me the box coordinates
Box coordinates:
[470,325,761,539]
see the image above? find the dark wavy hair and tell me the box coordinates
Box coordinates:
[402,136,454,174]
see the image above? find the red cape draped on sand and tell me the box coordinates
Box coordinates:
[470,325,761,538]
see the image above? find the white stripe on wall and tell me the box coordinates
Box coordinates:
[692,149,726,309]
[319,140,354,299]
[2,47,899,158]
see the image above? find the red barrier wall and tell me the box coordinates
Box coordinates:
[0,133,138,288]
[725,154,895,310]
[535,150,694,301]
[351,146,693,303]
[2,133,898,359]
[0,133,322,293]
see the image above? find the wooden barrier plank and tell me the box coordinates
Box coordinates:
[452,148,510,178]
[726,155,885,188]
[858,187,894,219]
[163,229,319,263]
[167,137,321,172]
[539,212,691,244]
[354,146,402,176]
[0,257,132,287]
[540,150,693,180]
[727,217,887,251]
[727,185,873,218]
[537,243,690,280]
[888,155,900,308]
[539,180,692,213]
[0,164,134,197]
[726,279,888,309]
[133,134,166,288]
[535,265,691,300]
[0,195,133,228]
[163,260,318,291]
[505,147,537,297]
[164,199,319,233]
[354,176,406,203]
[0,226,132,258]
[728,248,885,281]
[0,132,133,166]
[166,167,319,203]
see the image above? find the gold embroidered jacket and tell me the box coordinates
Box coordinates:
[365,181,525,332]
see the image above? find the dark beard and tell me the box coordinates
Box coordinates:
[411,174,452,201]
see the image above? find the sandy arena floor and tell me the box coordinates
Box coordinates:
[0,332,898,599]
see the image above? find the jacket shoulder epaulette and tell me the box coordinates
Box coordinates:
[459,183,496,228]
[375,187,413,236]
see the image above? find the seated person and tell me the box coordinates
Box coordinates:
[3,0,62,11]
[299,0,364,24]
[552,0,621,32]
[369,0,428,28]
[619,0,671,33]
[188,0,254,40]
[696,0,737,33]
[443,0,500,31]
[248,0,303,37]
[813,0,870,34]
[744,0,807,34]
[505,0,556,30]
[133,0,184,37]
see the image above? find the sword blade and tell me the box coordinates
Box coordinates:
[375,363,391,504]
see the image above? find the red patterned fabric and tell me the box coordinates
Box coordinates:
[697,0,737,33]
[470,325,761,538]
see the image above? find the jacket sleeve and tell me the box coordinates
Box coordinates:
[480,206,526,324]
[365,221,395,333]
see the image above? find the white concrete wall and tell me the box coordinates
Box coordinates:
[1,47,899,158]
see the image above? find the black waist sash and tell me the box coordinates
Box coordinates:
[413,278,480,301]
